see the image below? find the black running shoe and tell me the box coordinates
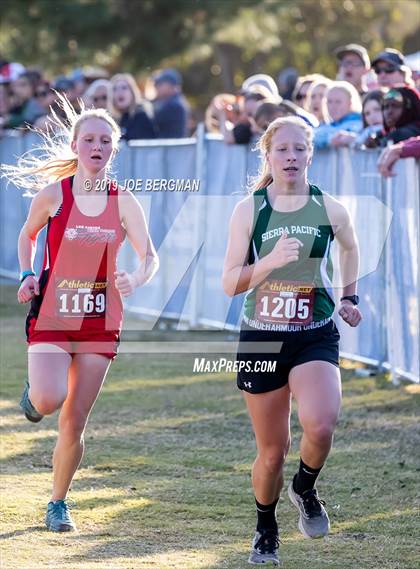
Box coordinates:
[248,528,280,565]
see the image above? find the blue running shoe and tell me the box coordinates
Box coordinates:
[45,500,76,532]
[20,380,43,423]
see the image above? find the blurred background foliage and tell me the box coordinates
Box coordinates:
[1,0,419,109]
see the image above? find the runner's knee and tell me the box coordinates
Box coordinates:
[258,445,288,474]
[302,419,336,447]
[30,392,65,415]
[59,410,89,441]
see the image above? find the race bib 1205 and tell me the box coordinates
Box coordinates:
[255,280,314,325]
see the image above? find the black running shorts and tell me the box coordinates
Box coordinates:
[236,319,340,394]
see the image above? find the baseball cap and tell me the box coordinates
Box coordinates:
[383,88,404,104]
[153,68,182,86]
[334,44,370,68]
[241,74,280,99]
[53,76,75,91]
[83,67,109,81]
[371,48,406,69]
[0,61,25,84]
[69,68,85,82]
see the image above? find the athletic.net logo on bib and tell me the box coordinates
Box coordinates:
[55,278,107,318]
[255,280,314,325]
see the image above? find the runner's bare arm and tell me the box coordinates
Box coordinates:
[222,198,303,297]
[117,192,159,295]
[18,184,60,274]
[325,195,359,294]
[325,194,362,326]
[17,184,60,303]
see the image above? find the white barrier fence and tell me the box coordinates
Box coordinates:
[0,129,418,382]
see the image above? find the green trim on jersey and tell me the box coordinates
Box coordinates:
[243,184,335,325]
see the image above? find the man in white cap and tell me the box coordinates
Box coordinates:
[334,43,370,96]
[241,74,280,101]
[0,56,25,84]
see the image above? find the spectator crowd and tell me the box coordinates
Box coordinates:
[0,64,189,141]
[1,43,419,176]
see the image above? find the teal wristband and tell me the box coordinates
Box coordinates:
[20,270,36,282]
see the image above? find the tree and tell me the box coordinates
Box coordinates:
[1,0,418,108]
[0,0,261,73]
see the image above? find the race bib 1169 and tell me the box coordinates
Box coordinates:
[55,278,107,318]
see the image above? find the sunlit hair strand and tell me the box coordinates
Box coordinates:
[1,92,121,195]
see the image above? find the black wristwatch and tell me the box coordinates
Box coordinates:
[340,295,359,306]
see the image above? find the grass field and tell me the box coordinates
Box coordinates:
[0,285,419,569]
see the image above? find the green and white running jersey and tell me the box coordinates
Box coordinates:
[243,184,335,331]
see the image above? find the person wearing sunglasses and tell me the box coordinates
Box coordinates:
[34,80,55,112]
[84,79,110,110]
[292,75,323,110]
[372,49,413,89]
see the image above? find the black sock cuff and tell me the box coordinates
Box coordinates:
[299,458,323,475]
[255,497,279,512]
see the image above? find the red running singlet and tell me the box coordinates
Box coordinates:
[26,176,126,359]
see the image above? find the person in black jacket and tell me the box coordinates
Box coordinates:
[152,68,189,138]
[382,86,420,143]
[110,73,156,141]
[366,86,420,148]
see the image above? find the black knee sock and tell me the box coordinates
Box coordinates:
[255,497,278,532]
[293,458,323,495]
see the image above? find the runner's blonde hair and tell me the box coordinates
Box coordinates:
[2,93,121,195]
